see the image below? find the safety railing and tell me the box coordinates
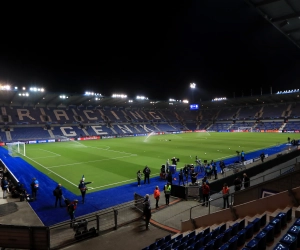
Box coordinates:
[189,162,296,220]
[49,197,144,249]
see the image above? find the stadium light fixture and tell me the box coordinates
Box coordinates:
[136,96,148,100]
[0,85,11,91]
[128,100,133,103]
[182,99,189,103]
[190,83,196,89]
[59,95,68,99]
[212,97,227,102]
[112,94,127,98]
[18,92,29,97]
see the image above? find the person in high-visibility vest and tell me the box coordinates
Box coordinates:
[164,182,171,205]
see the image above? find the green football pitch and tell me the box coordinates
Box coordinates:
[16,132,289,193]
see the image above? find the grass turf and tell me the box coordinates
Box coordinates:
[14,132,288,194]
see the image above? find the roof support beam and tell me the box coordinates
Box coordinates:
[254,0,282,7]
[271,12,300,22]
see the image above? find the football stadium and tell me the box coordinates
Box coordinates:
[2,0,300,250]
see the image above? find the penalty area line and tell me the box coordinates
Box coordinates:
[24,155,78,187]
[91,173,160,190]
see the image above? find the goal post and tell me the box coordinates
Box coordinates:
[6,142,26,157]
[237,127,253,132]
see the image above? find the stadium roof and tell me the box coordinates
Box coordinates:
[245,0,300,49]
[1,90,300,109]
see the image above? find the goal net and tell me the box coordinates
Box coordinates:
[237,127,253,132]
[6,142,26,157]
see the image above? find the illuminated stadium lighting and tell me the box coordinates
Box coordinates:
[182,100,189,103]
[112,94,127,98]
[276,89,299,94]
[212,97,227,102]
[29,87,44,92]
[22,87,26,90]
[95,97,101,101]
[0,85,11,90]
[190,83,196,89]
[136,96,148,100]
[18,92,29,97]
[169,98,176,102]
[85,91,102,96]
[14,87,18,90]
[59,95,68,99]
[128,100,133,103]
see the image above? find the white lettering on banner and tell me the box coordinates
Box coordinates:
[117,125,133,133]
[17,109,35,121]
[148,112,161,119]
[139,125,154,133]
[60,127,77,136]
[130,111,143,120]
[54,110,70,121]
[83,110,98,120]
[243,159,253,166]
[90,126,108,135]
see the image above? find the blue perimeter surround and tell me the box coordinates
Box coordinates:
[0,143,288,226]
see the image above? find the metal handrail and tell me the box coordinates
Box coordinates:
[189,161,296,220]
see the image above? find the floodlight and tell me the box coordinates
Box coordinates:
[182,100,189,103]
[190,83,196,89]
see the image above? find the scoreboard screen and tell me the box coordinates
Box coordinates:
[190,104,199,110]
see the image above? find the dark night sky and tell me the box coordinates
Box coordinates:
[1,1,300,102]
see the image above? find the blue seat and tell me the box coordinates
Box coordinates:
[219,243,229,250]
[148,242,156,250]
[177,242,187,250]
[193,239,203,250]
[203,232,212,245]
[231,223,239,236]
[181,235,189,244]
[220,224,226,234]
[203,227,210,236]
[159,242,168,250]
[288,225,300,247]
[163,245,172,250]
[164,234,171,243]
[186,237,195,247]
[270,218,281,235]
[168,238,176,245]
[228,235,238,250]
[245,238,259,250]
[276,212,287,228]
[195,232,204,242]
[280,233,297,250]
[255,230,267,250]
[223,228,232,243]
[156,238,165,247]
[204,240,214,250]
[171,240,181,249]
[211,227,220,239]
[286,207,292,222]
[251,218,261,232]
[236,229,246,246]
[245,223,254,239]
[238,219,245,231]
[263,224,275,243]
[174,234,183,241]
[260,214,267,227]
[214,234,223,249]
[188,231,196,238]
[273,243,289,250]
[294,218,300,226]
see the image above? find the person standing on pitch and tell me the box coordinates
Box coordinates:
[30,177,39,200]
[241,150,245,162]
[78,179,92,204]
[143,165,151,184]
[137,170,142,187]
[53,183,63,207]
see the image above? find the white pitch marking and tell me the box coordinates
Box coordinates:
[48,154,137,169]
[24,155,78,187]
